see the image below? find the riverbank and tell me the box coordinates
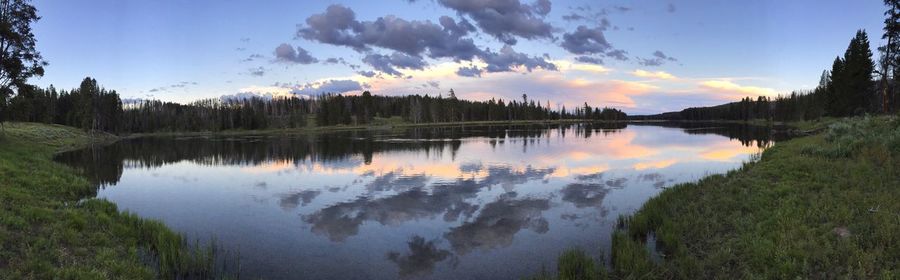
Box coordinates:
[0,123,226,279]
[540,116,899,279]
[122,118,626,138]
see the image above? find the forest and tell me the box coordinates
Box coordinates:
[0,83,627,134]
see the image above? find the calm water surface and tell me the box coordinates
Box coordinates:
[57,123,782,279]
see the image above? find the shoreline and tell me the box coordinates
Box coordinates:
[0,122,228,278]
[578,116,898,278]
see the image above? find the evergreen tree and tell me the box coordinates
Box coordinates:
[0,0,47,126]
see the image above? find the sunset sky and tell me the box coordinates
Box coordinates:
[29,0,885,114]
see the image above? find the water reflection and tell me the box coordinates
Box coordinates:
[55,122,785,280]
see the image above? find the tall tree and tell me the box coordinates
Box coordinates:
[882,0,900,112]
[0,0,46,126]
[842,30,876,114]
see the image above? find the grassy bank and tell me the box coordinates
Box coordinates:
[540,116,899,279]
[0,123,228,279]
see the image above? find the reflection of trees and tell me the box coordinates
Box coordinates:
[53,124,625,188]
[629,122,786,148]
[386,236,454,278]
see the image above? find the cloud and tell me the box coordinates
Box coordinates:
[560,25,628,62]
[297,5,558,78]
[248,67,265,76]
[575,56,603,65]
[291,79,365,96]
[638,50,677,66]
[561,25,612,55]
[667,3,676,13]
[357,70,377,77]
[219,91,280,101]
[482,45,557,73]
[698,80,777,98]
[456,66,483,77]
[631,70,676,80]
[362,52,427,76]
[436,0,555,44]
[242,53,264,62]
[444,195,551,254]
[278,190,322,209]
[605,49,629,61]
[274,43,319,64]
[296,5,481,62]
[386,236,454,278]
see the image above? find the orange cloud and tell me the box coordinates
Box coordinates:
[633,159,678,170]
[631,70,677,80]
[699,80,777,99]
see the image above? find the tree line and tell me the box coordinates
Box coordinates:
[637,29,880,122]
[636,1,900,121]
[2,77,627,134]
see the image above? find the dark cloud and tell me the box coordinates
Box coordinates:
[436,0,554,44]
[562,13,586,21]
[575,56,603,65]
[456,66,483,77]
[638,50,677,66]
[605,49,629,61]
[574,172,604,181]
[427,81,440,88]
[365,171,430,192]
[362,52,428,76]
[279,190,322,210]
[560,183,610,208]
[301,164,552,242]
[439,15,476,37]
[297,5,481,62]
[302,182,481,242]
[444,195,551,254]
[386,236,454,278]
[561,25,612,55]
[357,70,377,77]
[274,43,319,64]
[481,45,557,73]
[297,5,556,77]
[667,3,676,13]
[324,57,346,64]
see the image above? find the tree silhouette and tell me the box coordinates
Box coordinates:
[0,0,47,126]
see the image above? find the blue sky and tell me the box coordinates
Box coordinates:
[30,0,885,114]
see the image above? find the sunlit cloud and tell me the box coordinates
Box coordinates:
[633,159,677,170]
[631,70,676,80]
[698,80,777,99]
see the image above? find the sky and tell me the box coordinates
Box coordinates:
[29,0,886,115]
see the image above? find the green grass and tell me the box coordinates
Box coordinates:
[527,249,609,280]
[605,116,899,279]
[0,122,231,279]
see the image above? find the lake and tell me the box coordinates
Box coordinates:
[56,122,783,279]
